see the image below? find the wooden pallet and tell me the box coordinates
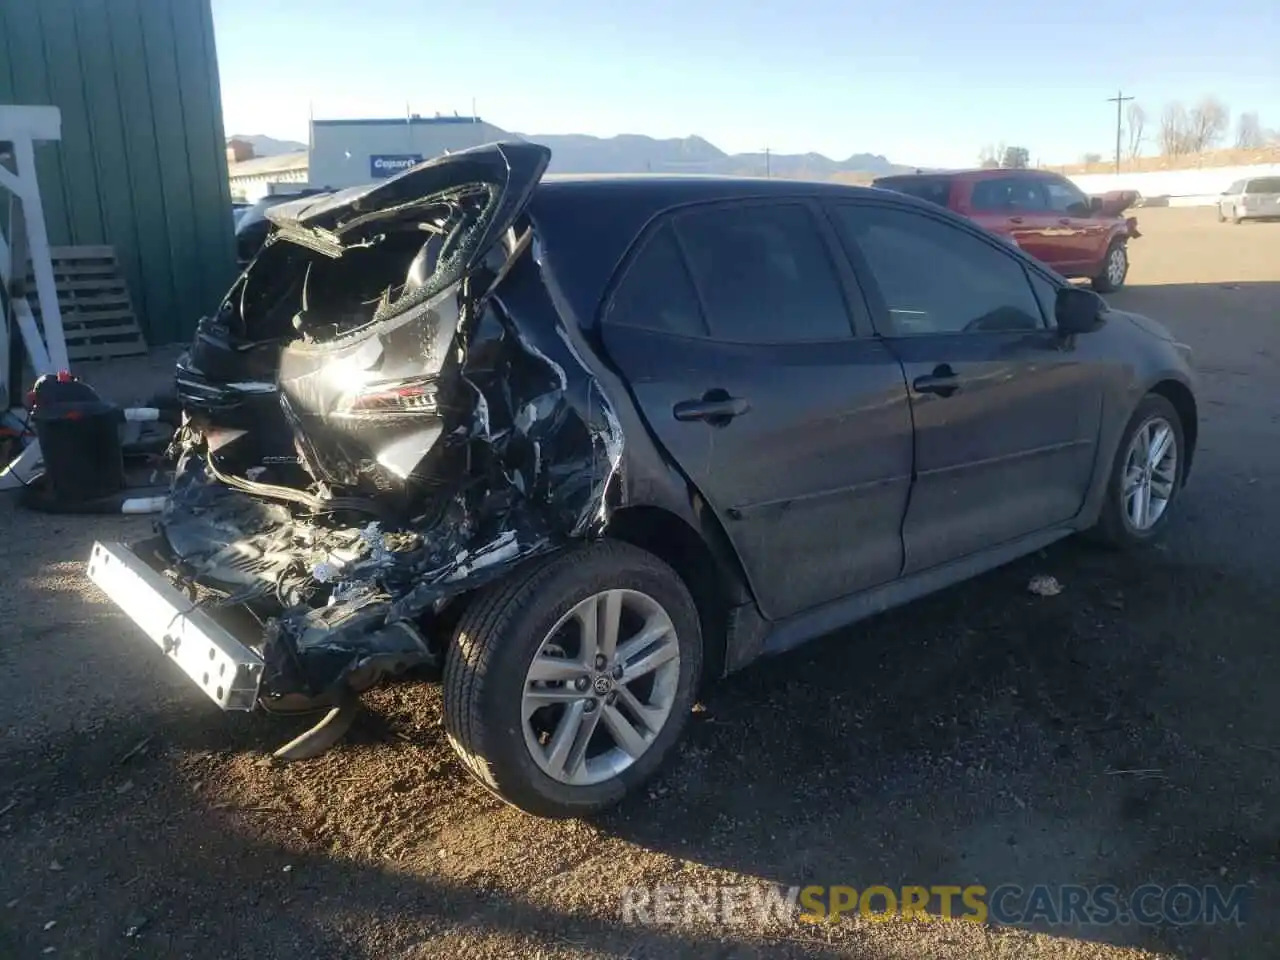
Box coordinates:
[24,245,148,362]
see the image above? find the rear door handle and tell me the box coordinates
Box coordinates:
[1058,217,1072,225]
[912,365,960,398]
[673,392,750,424]
[1009,216,1024,224]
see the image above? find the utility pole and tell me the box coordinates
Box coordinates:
[1107,90,1133,174]
[764,146,771,178]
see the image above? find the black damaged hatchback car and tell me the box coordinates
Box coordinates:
[88,141,1197,818]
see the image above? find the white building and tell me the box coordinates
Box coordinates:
[307,115,507,191]
[227,150,310,202]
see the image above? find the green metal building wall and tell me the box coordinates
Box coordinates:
[0,0,235,345]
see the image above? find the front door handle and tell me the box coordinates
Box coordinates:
[1058,217,1072,225]
[1009,216,1024,224]
[913,365,960,398]
[673,390,750,425]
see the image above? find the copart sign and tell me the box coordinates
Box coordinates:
[370,154,424,178]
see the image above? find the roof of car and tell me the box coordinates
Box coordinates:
[525,175,920,329]
[875,168,1062,181]
[536,173,882,200]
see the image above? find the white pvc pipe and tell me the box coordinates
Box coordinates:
[121,496,166,514]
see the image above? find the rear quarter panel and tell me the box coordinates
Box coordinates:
[1060,309,1196,525]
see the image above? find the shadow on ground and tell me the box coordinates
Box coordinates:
[4,533,1274,958]
[598,536,1280,958]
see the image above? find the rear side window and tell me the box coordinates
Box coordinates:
[875,177,952,207]
[1245,178,1280,194]
[602,224,707,338]
[831,204,1044,335]
[970,176,1047,212]
[673,202,852,343]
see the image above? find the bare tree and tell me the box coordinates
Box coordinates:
[1187,97,1230,152]
[1236,112,1264,149]
[1159,102,1191,156]
[1126,102,1146,159]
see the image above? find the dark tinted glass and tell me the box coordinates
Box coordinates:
[875,177,952,207]
[970,176,1047,212]
[602,224,707,338]
[674,203,852,343]
[832,204,1044,335]
[1245,178,1280,193]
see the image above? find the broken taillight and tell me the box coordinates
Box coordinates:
[333,377,440,419]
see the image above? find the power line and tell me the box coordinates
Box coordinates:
[1107,90,1134,174]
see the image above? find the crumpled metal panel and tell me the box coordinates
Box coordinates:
[158,222,625,700]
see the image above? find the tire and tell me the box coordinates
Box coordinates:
[443,540,702,818]
[1216,205,1225,223]
[1231,207,1243,225]
[1091,393,1185,548]
[1091,240,1128,293]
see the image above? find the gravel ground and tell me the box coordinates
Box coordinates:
[0,206,1276,959]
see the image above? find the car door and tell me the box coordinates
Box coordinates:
[1041,175,1109,273]
[597,200,915,620]
[966,175,1059,265]
[826,199,1106,574]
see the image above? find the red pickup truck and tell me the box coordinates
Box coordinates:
[871,169,1140,292]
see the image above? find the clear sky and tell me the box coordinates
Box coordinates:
[213,0,1278,168]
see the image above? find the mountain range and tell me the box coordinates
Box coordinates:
[512,133,907,178]
[227,134,307,156]
[229,130,907,179]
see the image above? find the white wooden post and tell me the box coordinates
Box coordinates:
[0,105,69,375]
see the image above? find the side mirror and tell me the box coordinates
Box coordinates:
[1089,196,1103,213]
[1055,286,1105,334]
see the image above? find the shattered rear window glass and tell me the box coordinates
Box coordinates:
[274,186,499,341]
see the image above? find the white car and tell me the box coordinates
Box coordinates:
[1217,177,1280,223]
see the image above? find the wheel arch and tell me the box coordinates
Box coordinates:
[1148,378,1198,480]
[604,503,739,682]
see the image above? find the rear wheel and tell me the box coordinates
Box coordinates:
[1092,394,1184,547]
[1091,240,1129,293]
[442,541,702,817]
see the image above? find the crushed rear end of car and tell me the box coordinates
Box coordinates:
[88,142,630,745]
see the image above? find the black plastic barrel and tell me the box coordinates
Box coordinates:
[30,376,125,503]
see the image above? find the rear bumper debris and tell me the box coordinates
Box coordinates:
[87,540,264,710]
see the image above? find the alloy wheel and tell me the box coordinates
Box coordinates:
[1121,416,1178,531]
[1107,245,1127,287]
[521,589,681,786]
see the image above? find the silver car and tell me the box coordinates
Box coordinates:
[1217,176,1280,223]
